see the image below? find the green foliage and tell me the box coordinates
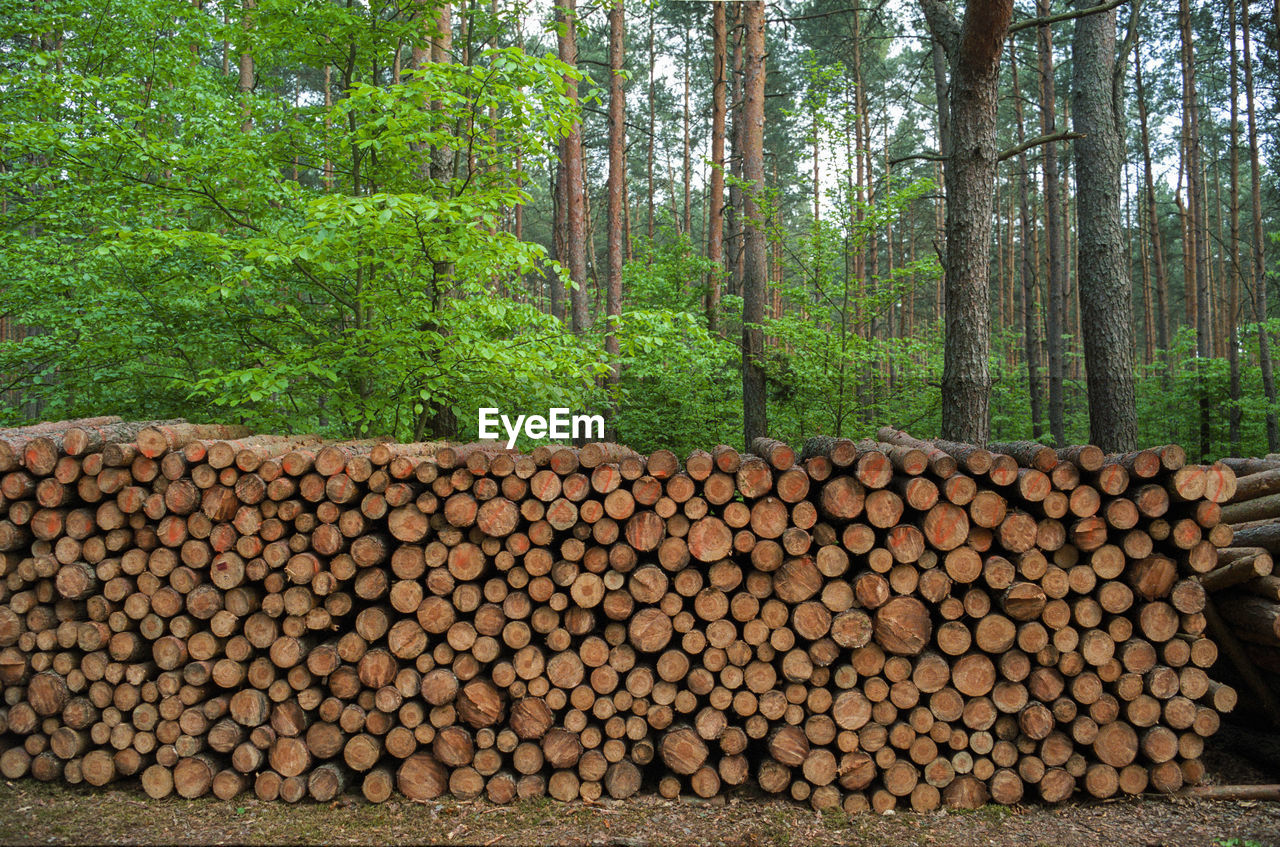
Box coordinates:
[1137,322,1280,459]
[612,307,741,455]
[0,0,606,439]
[622,235,714,314]
[759,176,942,443]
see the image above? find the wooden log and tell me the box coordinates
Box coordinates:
[136,424,253,459]
[801,436,857,467]
[1221,491,1280,525]
[988,441,1057,473]
[873,597,931,656]
[0,416,124,470]
[1216,592,1280,644]
[930,440,993,475]
[1202,552,1273,592]
[877,428,957,478]
[750,438,796,471]
[396,752,448,800]
[660,726,709,775]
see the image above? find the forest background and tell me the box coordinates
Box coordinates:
[0,0,1277,460]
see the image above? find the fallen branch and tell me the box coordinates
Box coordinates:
[1173,784,1280,802]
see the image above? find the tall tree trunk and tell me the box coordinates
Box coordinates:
[741,0,768,447]
[584,177,600,301]
[556,0,589,332]
[887,120,898,393]
[920,0,1014,445]
[930,39,949,322]
[623,177,632,261]
[1213,164,1228,361]
[1179,0,1209,356]
[646,6,656,242]
[707,1,727,333]
[1134,38,1169,363]
[430,3,454,182]
[1242,0,1279,450]
[1036,0,1066,446]
[1177,150,1193,330]
[551,155,567,321]
[728,2,745,298]
[1013,59,1044,439]
[1072,1,1137,452]
[852,0,867,338]
[1180,0,1211,458]
[514,2,525,245]
[606,0,625,417]
[682,47,692,238]
[1228,0,1243,454]
[1136,164,1154,366]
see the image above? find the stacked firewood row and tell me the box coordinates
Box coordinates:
[1201,455,1280,721]
[0,418,1239,813]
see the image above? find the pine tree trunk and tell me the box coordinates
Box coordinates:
[741,0,768,447]
[683,48,692,239]
[647,6,656,242]
[1180,0,1211,459]
[1228,0,1243,454]
[852,3,867,335]
[551,155,567,321]
[430,3,454,184]
[512,12,525,244]
[1071,0,1137,452]
[707,2,727,334]
[930,37,949,326]
[1134,40,1168,363]
[605,0,625,421]
[920,0,1013,445]
[1242,0,1279,450]
[1037,0,1066,446]
[557,0,589,333]
[1137,173,1155,366]
[728,2,745,299]
[1012,60,1044,440]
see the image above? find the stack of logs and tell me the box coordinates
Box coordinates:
[0,418,1240,813]
[1201,455,1280,722]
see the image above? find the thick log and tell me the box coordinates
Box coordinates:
[1216,593,1280,644]
[1202,552,1273,592]
[397,752,448,800]
[873,597,931,656]
[988,441,1057,473]
[877,428,957,478]
[136,424,254,458]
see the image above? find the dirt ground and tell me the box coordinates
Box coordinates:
[0,729,1276,847]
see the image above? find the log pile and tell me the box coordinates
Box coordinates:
[1202,455,1280,721]
[0,419,1239,812]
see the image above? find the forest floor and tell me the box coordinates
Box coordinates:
[0,726,1277,847]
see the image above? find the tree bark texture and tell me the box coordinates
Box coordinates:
[741,0,768,448]
[921,0,1013,445]
[1071,0,1137,452]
